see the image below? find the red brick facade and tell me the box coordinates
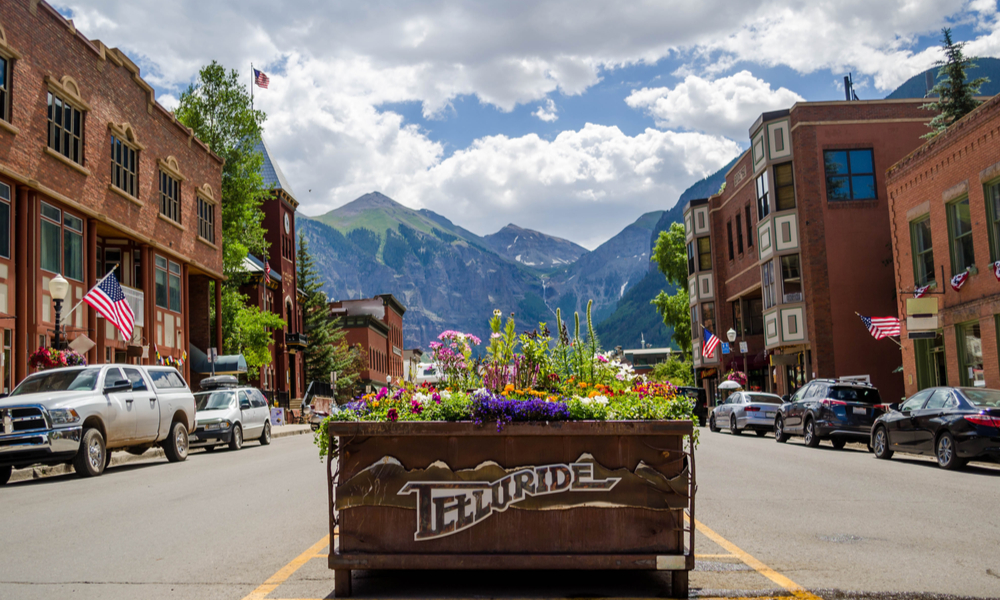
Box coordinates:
[0,1,223,390]
[329,295,405,388]
[686,100,932,404]
[887,94,1000,396]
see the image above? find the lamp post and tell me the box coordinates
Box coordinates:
[49,274,70,351]
[726,327,747,377]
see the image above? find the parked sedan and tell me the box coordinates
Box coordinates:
[709,392,783,436]
[190,378,272,451]
[774,379,884,449]
[871,387,1000,470]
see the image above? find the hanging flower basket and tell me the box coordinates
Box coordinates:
[28,347,87,371]
[725,369,748,387]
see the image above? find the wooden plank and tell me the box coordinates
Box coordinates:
[329,553,688,570]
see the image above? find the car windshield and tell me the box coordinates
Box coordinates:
[195,391,236,411]
[828,386,881,404]
[960,388,1000,408]
[10,368,102,396]
[746,394,783,405]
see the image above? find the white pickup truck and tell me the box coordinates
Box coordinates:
[0,365,196,484]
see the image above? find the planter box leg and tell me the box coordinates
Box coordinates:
[335,569,352,597]
[670,570,689,598]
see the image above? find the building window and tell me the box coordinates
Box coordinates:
[0,55,10,123]
[956,321,984,387]
[39,202,84,281]
[910,216,935,287]
[914,333,947,390]
[47,92,84,165]
[947,197,975,274]
[690,305,699,340]
[702,302,716,334]
[781,254,802,303]
[726,221,734,261]
[735,213,744,255]
[0,182,9,259]
[155,255,182,312]
[197,197,215,243]
[986,181,1000,262]
[697,237,712,271]
[747,298,765,335]
[824,149,875,201]
[159,170,181,223]
[2,329,11,394]
[732,300,743,335]
[762,260,776,309]
[756,173,770,220]
[686,241,695,276]
[774,162,795,211]
[111,135,138,197]
[745,205,753,248]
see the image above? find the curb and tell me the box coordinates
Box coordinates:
[8,425,313,484]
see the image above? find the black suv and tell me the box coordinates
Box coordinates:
[774,379,884,449]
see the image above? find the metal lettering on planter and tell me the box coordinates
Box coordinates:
[335,453,691,541]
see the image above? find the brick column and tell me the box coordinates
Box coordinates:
[14,186,29,383]
[182,264,190,382]
[142,244,154,365]
[214,278,222,355]
[86,219,98,365]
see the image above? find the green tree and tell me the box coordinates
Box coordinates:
[176,62,282,377]
[650,358,695,387]
[651,222,692,354]
[922,28,989,139]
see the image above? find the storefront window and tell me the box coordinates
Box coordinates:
[39,202,83,280]
[957,321,984,387]
[914,333,946,390]
[154,255,182,312]
[155,255,168,308]
[63,214,83,281]
[169,261,181,312]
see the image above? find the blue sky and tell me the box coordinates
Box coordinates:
[58,1,1000,248]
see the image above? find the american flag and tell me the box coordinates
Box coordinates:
[951,270,969,291]
[83,272,135,340]
[859,315,900,340]
[253,68,269,89]
[702,328,721,359]
[913,284,930,298]
[264,260,271,284]
[993,261,1000,282]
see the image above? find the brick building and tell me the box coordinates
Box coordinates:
[887,93,1000,396]
[686,99,934,403]
[0,1,223,390]
[239,139,306,404]
[328,295,405,389]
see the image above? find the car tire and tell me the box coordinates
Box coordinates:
[0,465,11,486]
[229,424,243,451]
[163,421,189,463]
[755,429,768,437]
[730,415,742,436]
[774,417,789,443]
[831,439,846,450]
[709,415,720,433]
[804,418,821,448]
[935,432,967,470]
[73,427,106,478]
[260,421,272,445]
[873,426,893,460]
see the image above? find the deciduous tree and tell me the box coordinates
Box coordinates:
[651,222,692,354]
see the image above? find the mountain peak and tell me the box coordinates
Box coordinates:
[342,191,402,211]
[483,224,587,273]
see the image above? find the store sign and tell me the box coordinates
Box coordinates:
[399,462,620,541]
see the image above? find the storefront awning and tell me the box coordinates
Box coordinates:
[188,345,248,375]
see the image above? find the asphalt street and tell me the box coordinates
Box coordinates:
[2,427,999,599]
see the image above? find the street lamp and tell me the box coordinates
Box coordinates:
[726,327,747,377]
[49,274,70,350]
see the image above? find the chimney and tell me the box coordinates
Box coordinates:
[844,76,851,101]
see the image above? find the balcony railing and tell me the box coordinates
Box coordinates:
[121,285,145,327]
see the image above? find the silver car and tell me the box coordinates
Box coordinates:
[190,383,272,451]
[709,392,784,437]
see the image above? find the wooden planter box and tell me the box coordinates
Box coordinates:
[327,420,696,597]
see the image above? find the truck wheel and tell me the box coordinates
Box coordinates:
[0,465,11,485]
[259,421,272,445]
[73,427,107,478]
[163,421,189,463]
[228,424,243,451]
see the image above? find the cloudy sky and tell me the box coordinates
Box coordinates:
[59,1,1000,248]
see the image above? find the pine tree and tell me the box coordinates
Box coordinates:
[922,28,989,139]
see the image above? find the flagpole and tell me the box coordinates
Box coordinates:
[61,264,120,323]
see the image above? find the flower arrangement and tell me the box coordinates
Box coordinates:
[429,330,480,390]
[29,347,87,371]
[725,370,748,387]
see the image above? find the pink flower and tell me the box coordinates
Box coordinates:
[491,332,502,339]
[387,408,398,422]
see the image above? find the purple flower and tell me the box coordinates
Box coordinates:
[432,392,441,404]
[470,390,570,431]
[387,408,399,422]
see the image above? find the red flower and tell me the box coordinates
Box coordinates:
[387,408,399,422]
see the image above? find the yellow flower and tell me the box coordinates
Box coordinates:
[372,400,380,407]
[504,383,515,392]
[588,390,599,398]
[579,382,588,389]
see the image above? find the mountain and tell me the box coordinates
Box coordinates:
[483,224,587,273]
[593,155,739,351]
[885,56,1000,100]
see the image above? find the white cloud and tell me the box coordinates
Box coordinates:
[626,71,804,139]
[532,99,559,122]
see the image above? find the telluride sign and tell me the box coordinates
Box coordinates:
[399,461,620,540]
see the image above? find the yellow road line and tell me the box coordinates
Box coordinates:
[690,517,821,600]
[695,553,737,558]
[241,535,330,600]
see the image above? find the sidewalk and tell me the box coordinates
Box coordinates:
[8,423,313,484]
